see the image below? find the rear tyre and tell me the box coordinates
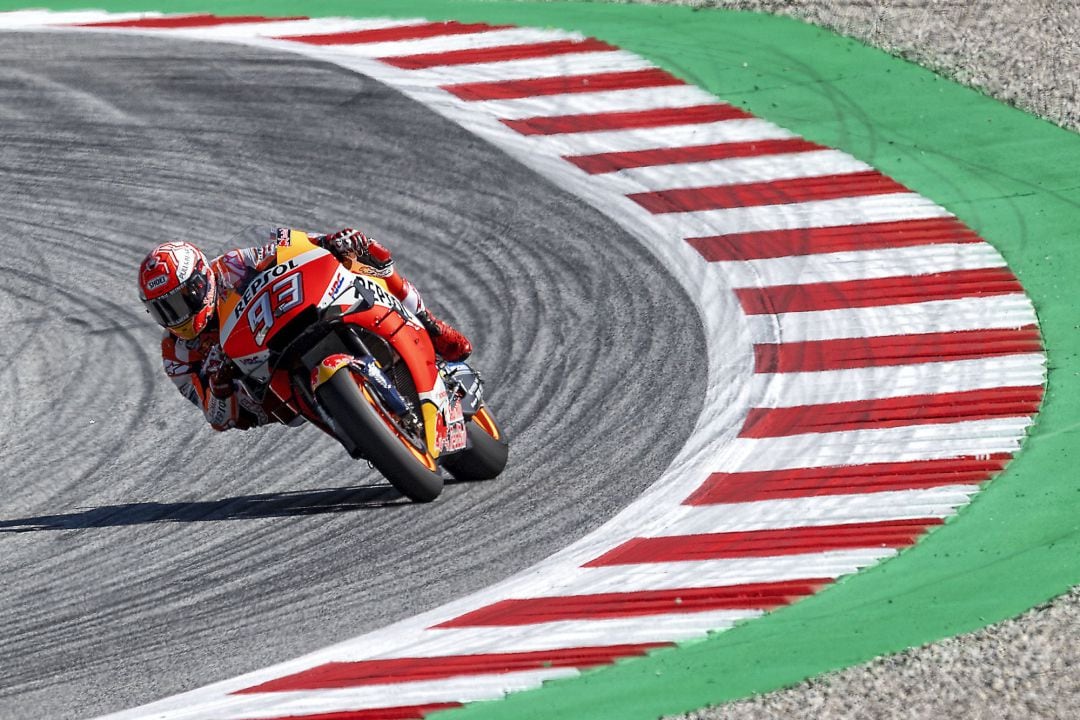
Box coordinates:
[442,406,509,481]
[317,368,444,502]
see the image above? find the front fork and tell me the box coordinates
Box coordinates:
[310,353,411,417]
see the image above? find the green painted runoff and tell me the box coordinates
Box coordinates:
[2,1,1078,718]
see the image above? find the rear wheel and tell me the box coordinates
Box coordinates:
[442,405,509,481]
[316,367,443,502]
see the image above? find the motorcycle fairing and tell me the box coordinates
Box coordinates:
[216,230,456,458]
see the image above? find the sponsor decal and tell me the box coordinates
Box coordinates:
[350,275,411,319]
[175,248,193,280]
[275,227,291,245]
[163,359,192,377]
[181,384,200,405]
[146,274,169,290]
[245,272,305,346]
[235,352,269,370]
[310,353,351,392]
[352,262,393,279]
[445,397,467,452]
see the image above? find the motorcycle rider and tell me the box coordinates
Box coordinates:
[137,226,472,431]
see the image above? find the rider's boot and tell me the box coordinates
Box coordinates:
[416,308,472,362]
[384,273,472,362]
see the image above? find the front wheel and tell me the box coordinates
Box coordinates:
[442,405,509,481]
[316,368,444,502]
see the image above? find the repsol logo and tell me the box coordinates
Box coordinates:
[354,276,408,317]
[234,259,298,318]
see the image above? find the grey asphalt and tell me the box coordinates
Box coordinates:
[0,33,706,719]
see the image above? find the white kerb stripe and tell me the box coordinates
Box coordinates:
[295,27,583,59]
[646,192,948,239]
[507,548,895,598]
[468,84,717,120]
[535,119,799,156]
[720,242,1006,288]
[330,610,763,661]
[387,50,659,86]
[211,670,579,720]
[653,485,976,535]
[0,10,164,26]
[751,355,1047,408]
[750,294,1038,343]
[591,149,873,194]
[721,419,1031,473]
[172,17,433,39]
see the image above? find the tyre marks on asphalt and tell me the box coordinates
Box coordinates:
[0,24,707,720]
[0,11,1045,720]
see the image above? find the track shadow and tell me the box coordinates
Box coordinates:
[0,485,406,532]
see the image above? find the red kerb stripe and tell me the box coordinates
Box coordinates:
[444,68,683,101]
[687,217,982,261]
[739,386,1044,439]
[754,327,1043,372]
[76,14,304,28]
[434,579,831,627]
[235,704,461,720]
[566,138,825,174]
[277,21,510,45]
[503,103,752,136]
[584,519,943,566]
[685,455,1012,505]
[735,267,1023,315]
[629,171,908,214]
[382,38,617,70]
[236,644,667,693]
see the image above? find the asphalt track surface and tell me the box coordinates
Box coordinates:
[0,32,706,719]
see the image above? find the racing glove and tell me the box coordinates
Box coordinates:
[321,228,393,273]
[203,345,235,399]
[321,228,370,260]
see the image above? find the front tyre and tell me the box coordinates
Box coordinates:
[442,405,509,481]
[317,368,444,502]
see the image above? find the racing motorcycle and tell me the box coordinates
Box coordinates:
[217,227,508,502]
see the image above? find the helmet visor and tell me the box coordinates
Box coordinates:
[144,270,210,328]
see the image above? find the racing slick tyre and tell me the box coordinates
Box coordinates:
[442,405,509,482]
[317,367,444,503]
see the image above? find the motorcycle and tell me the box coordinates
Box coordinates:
[216,227,508,502]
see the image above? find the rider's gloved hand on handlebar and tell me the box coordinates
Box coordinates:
[322,228,370,260]
[203,345,236,399]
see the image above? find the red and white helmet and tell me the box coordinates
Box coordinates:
[137,242,217,340]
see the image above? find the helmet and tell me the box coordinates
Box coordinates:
[137,242,217,340]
